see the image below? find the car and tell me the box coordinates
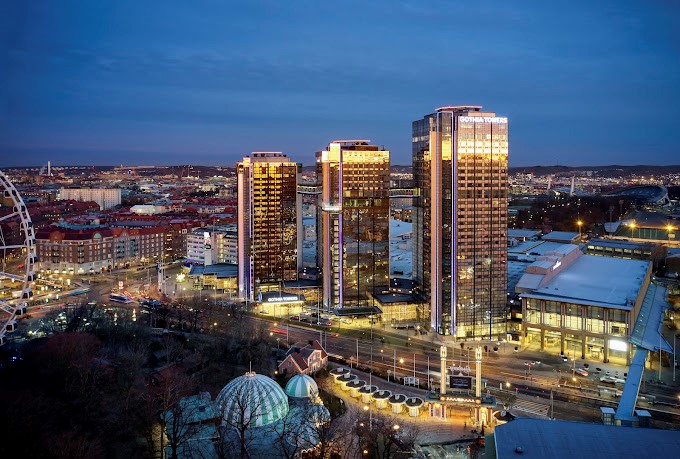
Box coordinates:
[561,355,569,362]
[574,368,589,377]
[600,376,617,384]
[532,361,541,366]
[289,315,301,321]
[259,309,269,315]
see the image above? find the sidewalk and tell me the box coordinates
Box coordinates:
[322,365,489,445]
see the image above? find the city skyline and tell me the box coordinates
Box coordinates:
[3,1,680,167]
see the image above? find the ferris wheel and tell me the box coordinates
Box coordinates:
[0,170,36,346]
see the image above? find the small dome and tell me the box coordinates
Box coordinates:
[285,374,319,399]
[216,372,289,428]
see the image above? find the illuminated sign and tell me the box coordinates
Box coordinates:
[439,395,480,404]
[259,292,304,303]
[449,375,473,390]
[450,365,471,373]
[459,116,508,124]
[265,296,300,302]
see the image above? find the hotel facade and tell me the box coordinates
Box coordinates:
[237,152,301,302]
[316,140,390,309]
[413,106,509,338]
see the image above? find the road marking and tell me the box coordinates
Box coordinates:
[512,399,550,417]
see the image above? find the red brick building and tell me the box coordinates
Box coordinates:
[278,340,328,376]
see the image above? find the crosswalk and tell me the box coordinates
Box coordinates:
[512,399,550,417]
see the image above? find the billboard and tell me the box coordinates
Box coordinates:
[449,375,473,390]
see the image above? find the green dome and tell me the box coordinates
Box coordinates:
[285,374,319,399]
[216,372,289,428]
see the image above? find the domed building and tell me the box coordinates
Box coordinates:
[216,371,289,428]
[164,371,331,458]
[284,374,319,401]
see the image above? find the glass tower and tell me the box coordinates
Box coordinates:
[413,107,508,338]
[237,152,301,301]
[316,140,390,310]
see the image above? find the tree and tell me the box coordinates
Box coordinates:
[354,414,419,459]
[136,366,197,459]
[218,381,268,459]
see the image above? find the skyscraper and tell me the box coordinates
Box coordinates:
[316,140,390,310]
[413,106,508,338]
[237,152,301,301]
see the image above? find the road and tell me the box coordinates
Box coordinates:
[251,314,680,424]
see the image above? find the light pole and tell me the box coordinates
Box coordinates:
[577,220,583,241]
[393,349,396,380]
[674,334,676,383]
[356,338,359,367]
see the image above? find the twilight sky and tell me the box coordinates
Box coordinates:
[2,0,679,167]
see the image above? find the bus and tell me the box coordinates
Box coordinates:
[109,293,132,304]
[62,288,91,298]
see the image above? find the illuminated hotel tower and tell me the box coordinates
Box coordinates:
[413,106,508,338]
[316,140,390,310]
[237,152,302,301]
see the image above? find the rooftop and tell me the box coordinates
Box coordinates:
[542,231,580,243]
[494,418,680,459]
[522,254,650,309]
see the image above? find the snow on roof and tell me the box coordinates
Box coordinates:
[531,260,556,270]
[390,219,413,278]
[508,228,541,239]
[509,240,567,256]
[516,273,544,292]
[545,244,580,257]
[542,231,580,242]
[523,255,650,309]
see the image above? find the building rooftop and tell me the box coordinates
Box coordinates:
[188,263,237,278]
[542,231,580,243]
[493,418,680,459]
[587,238,657,251]
[522,254,650,309]
[509,240,567,258]
[507,228,541,239]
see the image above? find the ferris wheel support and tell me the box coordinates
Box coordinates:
[0,170,36,345]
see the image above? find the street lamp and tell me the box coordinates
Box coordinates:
[577,220,583,241]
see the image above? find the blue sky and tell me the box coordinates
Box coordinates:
[2,0,679,167]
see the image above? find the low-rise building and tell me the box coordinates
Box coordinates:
[36,227,115,273]
[186,225,238,265]
[278,340,328,376]
[59,187,121,210]
[585,238,666,268]
[517,244,655,364]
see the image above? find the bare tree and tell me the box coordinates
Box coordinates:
[163,392,218,459]
[354,414,419,459]
[136,367,196,459]
[217,381,268,459]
